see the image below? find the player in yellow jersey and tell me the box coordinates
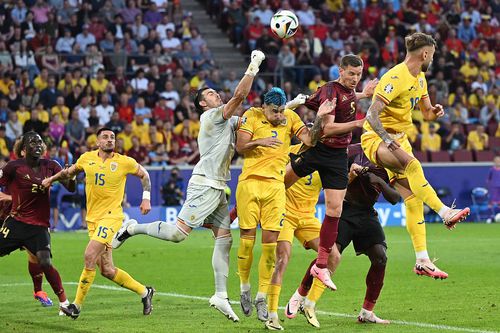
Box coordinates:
[42,128,154,319]
[235,87,332,321]
[361,32,470,279]
[264,144,341,330]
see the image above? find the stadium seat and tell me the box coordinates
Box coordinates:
[475,150,495,162]
[413,151,428,162]
[429,151,451,162]
[465,124,477,134]
[453,149,474,162]
[490,137,500,151]
[487,123,498,136]
[470,187,494,221]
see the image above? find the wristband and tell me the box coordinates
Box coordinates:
[142,191,151,200]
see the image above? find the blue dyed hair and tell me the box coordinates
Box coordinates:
[264,87,287,106]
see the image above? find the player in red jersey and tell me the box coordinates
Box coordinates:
[0,132,76,312]
[284,54,377,289]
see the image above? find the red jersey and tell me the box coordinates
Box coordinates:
[304,81,357,148]
[345,144,389,208]
[0,159,62,227]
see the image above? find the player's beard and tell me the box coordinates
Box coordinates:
[102,147,114,153]
[421,61,432,72]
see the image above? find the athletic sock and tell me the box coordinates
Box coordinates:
[317,215,339,268]
[212,235,232,299]
[237,236,255,288]
[42,265,67,302]
[129,221,188,242]
[258,242,277,295]
[404,195,427,254]
[229,206,238,223]
[111,268,146,296]
[267,283,281,314]
[307,277,327,303]
[28,261,43,293]
[74,268,96,307]
[404,159,445,213]
[363,263,386,311]
[298,259,316,296]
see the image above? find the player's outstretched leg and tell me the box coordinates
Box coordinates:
[113,219,188,249]
[28,260,53,307]
[209,233,239,322]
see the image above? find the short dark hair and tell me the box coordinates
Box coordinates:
[194,87,211,112]
[14,131,44,158]
[96,127,114,136]
[405,32,437,52]
[340,54,363,69]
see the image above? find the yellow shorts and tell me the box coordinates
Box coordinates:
[277,210,321,247]
[360,130,414,181]
[87,219,123,248]
[236,178,286,231]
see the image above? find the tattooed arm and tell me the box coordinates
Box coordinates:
[366,97,400,151]
[135,165,152,215]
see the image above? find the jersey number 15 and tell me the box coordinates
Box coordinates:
[94,173,106,186]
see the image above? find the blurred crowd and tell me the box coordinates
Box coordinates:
[213,0,499,160]
[0,0,498,168]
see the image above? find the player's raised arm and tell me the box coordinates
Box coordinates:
[419,96,445,121]
[366,172,401,204]
[355,78,378,100]
[313,98,364,141]
[222,50,266,119]
[132,164,151,215]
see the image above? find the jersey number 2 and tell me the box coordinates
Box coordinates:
[94,173,105,186]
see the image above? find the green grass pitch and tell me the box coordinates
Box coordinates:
[0,224,499,333]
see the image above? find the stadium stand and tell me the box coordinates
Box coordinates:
[0,0,497,167]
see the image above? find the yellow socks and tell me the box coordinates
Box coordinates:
[307,277,326,304]
[74,268,96,307]
[112,268,146,296]
[267,283,281,314]
[405,195,427,253]
[237,236,255,287]
[258,243,277,295]
[404,159,444,213]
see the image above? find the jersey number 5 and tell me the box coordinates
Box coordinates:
[94,173,105,186]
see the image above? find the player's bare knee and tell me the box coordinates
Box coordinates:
[100,266,116,279]
[36,251,51,269]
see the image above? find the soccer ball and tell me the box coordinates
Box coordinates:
[270,10,299,39]
[495,213,500,223]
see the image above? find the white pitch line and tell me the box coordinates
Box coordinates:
[1,282,498,333]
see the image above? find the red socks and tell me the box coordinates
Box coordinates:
[298,259,316,297]
[316,215,339,268]
[363,263,386,311]
[28,262,43,293]
[42,265,67,302]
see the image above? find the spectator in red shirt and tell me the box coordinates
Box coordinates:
[117,93,134,123]
[127,136,150,164]
[153,96,174,123]
[247,16,264,51]
[445,29,464,56]
[363,0,382,31]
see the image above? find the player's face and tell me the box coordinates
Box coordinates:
[98,130,116,153]
[263,104,285,126]
[201,89,223,110]
[421,45,435,72]
[339,65,363,90]
[25,134,44,159]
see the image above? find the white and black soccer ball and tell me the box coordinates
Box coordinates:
[270,10,299,39]
[495,213,500,223]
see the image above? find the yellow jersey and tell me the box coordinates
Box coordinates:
[238,107,306,182]
[286,145,322,216]
[75,151,139,223]
[421,133,441,152]
[364,62,429,134]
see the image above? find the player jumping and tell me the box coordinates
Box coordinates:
[111,50,268,322]
[362,32,469,279]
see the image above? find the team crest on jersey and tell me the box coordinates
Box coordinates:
[110,162,118,172]
[419,78,424,88]
[384,84,394,94]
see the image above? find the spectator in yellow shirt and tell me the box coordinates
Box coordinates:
[468,88,486,110]
[34,68,49,91]
[421,123,442,152]
[459,59,479,82]
[189,69,207,89]
[173,112,200,138]
[0,73,15,96]
[51,96,70,121]
[90,69,109,94]
[57,72,75,91]
[16,104,31,125]
[131,114,151,145]
[467,124,489,151]
[35,103,50,123]
[0,126,10,158]
[308,73,326,93]
[478,43,495,67]
[448,86,468,107]
[117,124,134,151]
